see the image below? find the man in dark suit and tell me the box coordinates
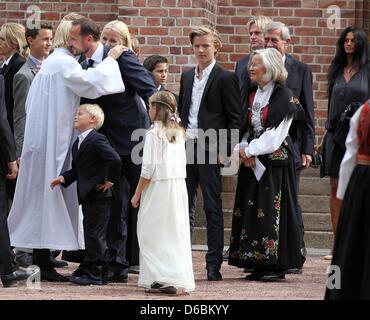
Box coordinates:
[178,26,242,281]
[51,104,121,285]
[68,18,157,280]
[235,16,272,112]
[0,75,28,288]
[265,21,315,272]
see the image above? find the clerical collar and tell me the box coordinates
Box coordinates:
[1,54,14,68]
[90,42,104,63]
[28,54,43,67]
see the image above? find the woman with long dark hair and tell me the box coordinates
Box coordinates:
[321,27,370,260]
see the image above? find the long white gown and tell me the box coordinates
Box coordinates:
[137,126,195,292]
[7,48,125,250]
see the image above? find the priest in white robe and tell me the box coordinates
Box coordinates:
[7,20,125,261]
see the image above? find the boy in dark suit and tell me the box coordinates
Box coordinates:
[50,104,121,285]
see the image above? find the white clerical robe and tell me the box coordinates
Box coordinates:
[8,47,125,250]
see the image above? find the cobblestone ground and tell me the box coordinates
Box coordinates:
[0,251,330,300]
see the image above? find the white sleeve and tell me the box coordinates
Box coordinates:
[141,131,157,179]
[336,106,362,199]
[245,117,293,157]
[63,57,125,99]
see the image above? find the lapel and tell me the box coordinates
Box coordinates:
[3,52,20,77]
[183,68,195,115]
[284,54,295,86]
[199,63,218,108]
[26,58,38,76]
[72,139,79,160]
[102,46,109,60]
[77,129,95,158]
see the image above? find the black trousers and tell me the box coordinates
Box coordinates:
[295,167,307,266]
[79,197,111,279]
[0,176,17,275]
[186,143,224,270]
[106,155,137,272]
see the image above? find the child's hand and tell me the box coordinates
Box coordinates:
[50,176,65,189]
[131,193,140,208]
[96,181,114,192]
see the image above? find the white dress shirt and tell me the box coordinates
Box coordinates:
[89,42,104,66]
[187,60,216,139]
[1,54,13,68]
[78,128,93,149]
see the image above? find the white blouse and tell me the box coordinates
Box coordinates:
[336,105,362,199]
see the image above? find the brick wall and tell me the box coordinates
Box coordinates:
[0,0,368,142]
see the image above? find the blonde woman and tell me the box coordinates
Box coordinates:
[0,23,27,131]
[101,20,132,50]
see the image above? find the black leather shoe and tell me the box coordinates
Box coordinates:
[15,252,33,268]
[107,270,128,283]
[50,256,68,268]
[245,270,263,281]
[70,274,105,286]
[41,267,69,282]
[259,271,285,282]
[286,268,303,274]
[222,248,230,261]
[1,269,29,288]
[207,269,222,281]
[128,265,140,274]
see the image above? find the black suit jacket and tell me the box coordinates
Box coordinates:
[178,63,242,155]
[285,54,315,166]
[0,52,25,132]
[235,54,253,112]
[62,130,122,202]
[0,75,16,175]
[81,47,157,156]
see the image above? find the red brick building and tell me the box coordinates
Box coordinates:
[1,0,369,142]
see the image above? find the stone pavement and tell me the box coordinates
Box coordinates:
[0,249,331,300]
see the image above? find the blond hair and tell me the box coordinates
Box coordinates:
[131,35,140,56]
[62,12,85,21]
[0,23,28,59]
[149,91,184,143]
[189,25,222,49]
[102,20,132,50]
[247,16,273,33]
[251,48,288,84]
[53,20,72,49]
[78,104,105,130]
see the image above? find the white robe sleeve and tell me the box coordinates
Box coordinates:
[141,131,157,179]
[336,106,362,199]
[244,117,293,157]
[63,57,125,99]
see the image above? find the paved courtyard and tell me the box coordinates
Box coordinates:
[0,249,331,300]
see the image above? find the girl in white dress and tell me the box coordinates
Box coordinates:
[131,91,195,294]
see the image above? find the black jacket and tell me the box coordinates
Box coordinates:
[81,47,157,156]
[178,63,243,155]
[0,52,25,131]
[0,75,17,175]
[62,130,121,202]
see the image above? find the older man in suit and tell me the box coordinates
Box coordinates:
[68,18,157,281]
[0,75,28,288]
[264,21,315,273]
[178,26,242,281]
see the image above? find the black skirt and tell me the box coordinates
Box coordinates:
[325,165,370,300]
[228,153,301,271]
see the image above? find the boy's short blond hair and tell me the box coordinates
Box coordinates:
[79,104,105,130]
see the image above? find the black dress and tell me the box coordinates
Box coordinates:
[325,101,370,300]
[228,84,301,274]
[323,70,369,178]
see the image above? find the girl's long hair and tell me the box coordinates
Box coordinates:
[149,91,184,143]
